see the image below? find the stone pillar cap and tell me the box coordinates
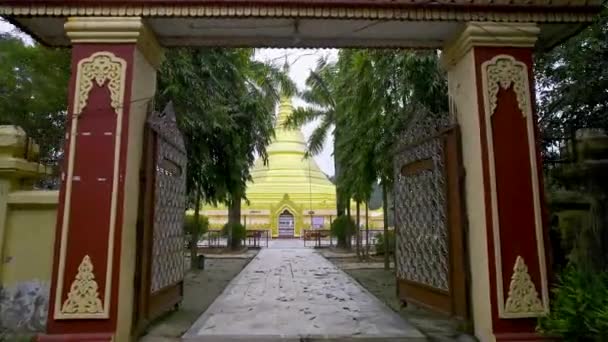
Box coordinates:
[0,125,50,180]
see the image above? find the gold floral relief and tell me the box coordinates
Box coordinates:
[61,255,104,315]
[75,52,127,116]
[504,256,544,315]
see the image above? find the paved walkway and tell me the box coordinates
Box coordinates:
[183,241,425,341]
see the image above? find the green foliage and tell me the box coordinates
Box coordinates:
[330,216,356,249]
[158,49,265,204]
[0,32,70,163]
[221,222,246,248]
[539,266,608,341]
[333,50,447,200]
[290,50,447,217]
[184,214,209,237]
[563,195,608,272]
[535,5,608,142]
[374,231,395,256]
[156,48,294,220]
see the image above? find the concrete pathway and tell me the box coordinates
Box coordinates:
[183,241,426,341]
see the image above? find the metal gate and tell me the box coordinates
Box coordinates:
[134,103,187,332]
[393,112,469,320]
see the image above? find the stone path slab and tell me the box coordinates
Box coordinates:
[183,246,425,341]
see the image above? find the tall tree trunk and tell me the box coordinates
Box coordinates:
[346,197,351,217]
[334,128,345,217]
[365,200,369,260]
[346,197,352,249]
[228,188,242,250]
[336,185,345,217]
[356,201,361,260]
[190,189,202,269]
[382,180,390,270]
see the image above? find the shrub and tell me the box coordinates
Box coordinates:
[183,214,209,237]
[374,230,395,256]
[222,222,246,249]
[538,265,608,341]
[330,216,356,249]
[184,214,209,258]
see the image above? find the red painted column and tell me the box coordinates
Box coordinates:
[443,23,552,341]
[40,17,162,341]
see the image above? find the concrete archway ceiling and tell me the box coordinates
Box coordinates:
[9,16,598,50]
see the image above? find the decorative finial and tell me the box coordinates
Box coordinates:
[283,56,289,73]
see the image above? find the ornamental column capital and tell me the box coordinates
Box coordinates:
[441,22,539,69]
[65,17,164,68]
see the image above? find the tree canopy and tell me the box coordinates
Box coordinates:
[155,48,294,249]
[289,49,447,263]
[289,49,447,210]
[0,33,70,163]
[535,6,608,142]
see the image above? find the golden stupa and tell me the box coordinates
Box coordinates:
[203,96,383,237]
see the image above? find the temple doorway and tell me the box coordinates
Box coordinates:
[278,209,295,238]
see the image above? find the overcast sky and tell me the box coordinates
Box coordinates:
[0,20,337,176]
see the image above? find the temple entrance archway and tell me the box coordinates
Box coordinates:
[278,209,295,238]
[2,1,602,341]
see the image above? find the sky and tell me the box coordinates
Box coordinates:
[0,19,338,176]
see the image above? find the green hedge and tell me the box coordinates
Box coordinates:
[330,216,356,249]
[184,214,209,236]
[222,222,246,249]
[539,265,608,341]
[374,231,395,256]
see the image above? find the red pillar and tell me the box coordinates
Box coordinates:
[443,23,551,341]
[40,17,162,341]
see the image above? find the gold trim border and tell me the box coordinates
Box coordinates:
[54,51,127,320]
[481,54,549,319]
[0,4,599,23]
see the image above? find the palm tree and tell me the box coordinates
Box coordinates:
[285,49,447,260]
[283,57,349,216]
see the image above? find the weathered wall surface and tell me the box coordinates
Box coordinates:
[0,126,58,334]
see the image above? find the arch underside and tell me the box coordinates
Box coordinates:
[2,1,601,50]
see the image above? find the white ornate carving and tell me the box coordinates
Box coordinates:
[504,256,544,315]
[61,255,104,315]
[485,55,529,117]
[75,52,126,115]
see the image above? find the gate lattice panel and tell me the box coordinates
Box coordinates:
[394,112,469,319]
[149,113,187,294]
[134,103,187,332]
[395,135,449,291]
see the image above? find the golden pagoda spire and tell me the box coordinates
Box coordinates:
[276,96,294,128]
[248,95,332,190]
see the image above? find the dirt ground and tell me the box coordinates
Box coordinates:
[337,267,475,342]
[139,256,255,341]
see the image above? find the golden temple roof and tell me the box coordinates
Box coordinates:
[245,96,336,210]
